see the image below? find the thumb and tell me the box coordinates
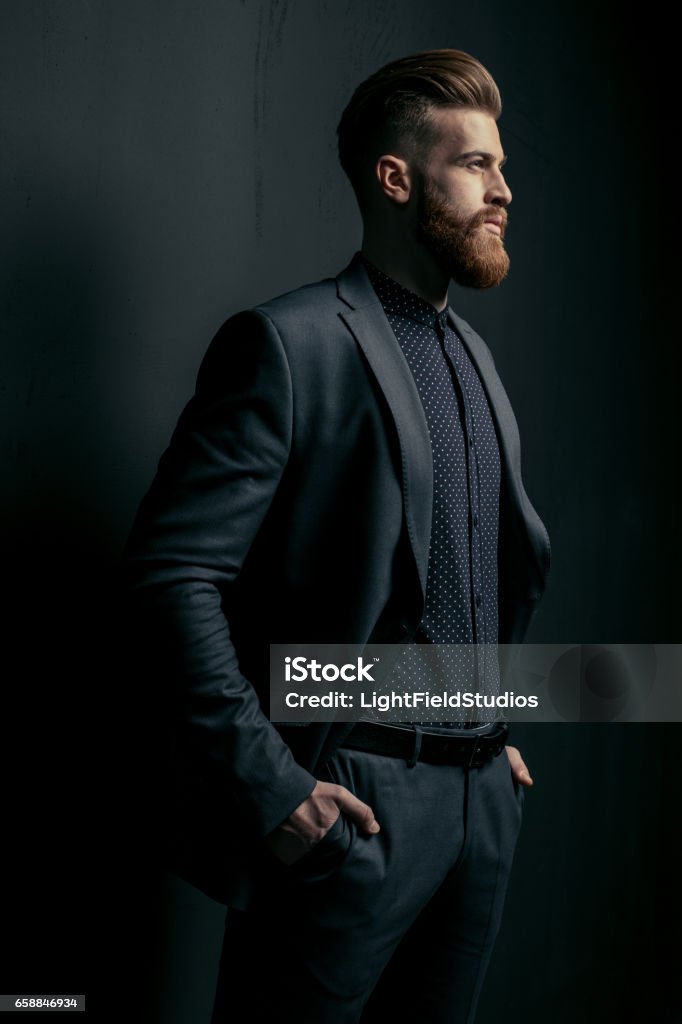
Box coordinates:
[506,744,533,786]
[335,787,380,834]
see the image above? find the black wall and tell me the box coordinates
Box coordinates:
[2,2,679,1021]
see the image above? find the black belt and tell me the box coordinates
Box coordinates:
[340,721,509,768]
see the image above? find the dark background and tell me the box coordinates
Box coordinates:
[2,1,680,1021]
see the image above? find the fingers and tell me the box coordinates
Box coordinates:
[505,744,533,787]
[267,780,380,866]
[333,784,380,833]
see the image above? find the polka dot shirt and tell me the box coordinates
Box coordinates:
[361,258,501,730]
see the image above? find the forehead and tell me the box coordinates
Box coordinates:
[425,107,503,160]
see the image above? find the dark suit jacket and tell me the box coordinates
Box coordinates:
[122,251,551,908]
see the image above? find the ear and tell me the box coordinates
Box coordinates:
[374,154,412,205]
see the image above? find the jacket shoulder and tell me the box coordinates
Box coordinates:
[252,274,341,327]
[232,273,353,365]
[201,273,345,371]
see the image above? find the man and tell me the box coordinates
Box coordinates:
[123,48,551,1023]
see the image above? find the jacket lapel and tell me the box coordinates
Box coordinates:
[336,253,433,603]
[447,307,551,598]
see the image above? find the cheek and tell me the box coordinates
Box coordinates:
[440,175,482,218]
[460,181,487,213]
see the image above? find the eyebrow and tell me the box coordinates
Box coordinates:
[455,150,508,168]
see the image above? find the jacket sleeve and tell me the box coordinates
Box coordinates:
[121,308,317,838]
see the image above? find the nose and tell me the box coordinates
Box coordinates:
[485,170,512,207]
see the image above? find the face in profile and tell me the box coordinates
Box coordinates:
[414,107,512,288]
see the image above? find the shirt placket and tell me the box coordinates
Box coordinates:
[436,317,488,694]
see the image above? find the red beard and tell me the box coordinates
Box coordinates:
[416,179,510,289]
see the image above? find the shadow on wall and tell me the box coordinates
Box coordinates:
[2,190,167,1010]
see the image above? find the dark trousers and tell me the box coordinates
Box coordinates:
[211,743,525,1024]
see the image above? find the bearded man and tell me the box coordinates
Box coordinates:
[123,47,551,1024]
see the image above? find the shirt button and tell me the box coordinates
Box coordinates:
[469,437,474,449]
[475,593,482,608]
[473,514,479,528]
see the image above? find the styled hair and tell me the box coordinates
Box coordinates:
[336,48,502,208]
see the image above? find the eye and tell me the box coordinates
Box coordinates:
[468,159,485,170]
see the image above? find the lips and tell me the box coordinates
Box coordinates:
[482,217,504,236]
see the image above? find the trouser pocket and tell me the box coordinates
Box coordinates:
[287,811,353,883]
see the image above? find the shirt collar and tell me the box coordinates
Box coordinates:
[362,256,449,332]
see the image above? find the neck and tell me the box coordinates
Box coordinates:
[361,229,450,312]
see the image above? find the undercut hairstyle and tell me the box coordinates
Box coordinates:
[337,48,502,210]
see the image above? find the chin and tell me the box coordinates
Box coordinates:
[449,249,510,289]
